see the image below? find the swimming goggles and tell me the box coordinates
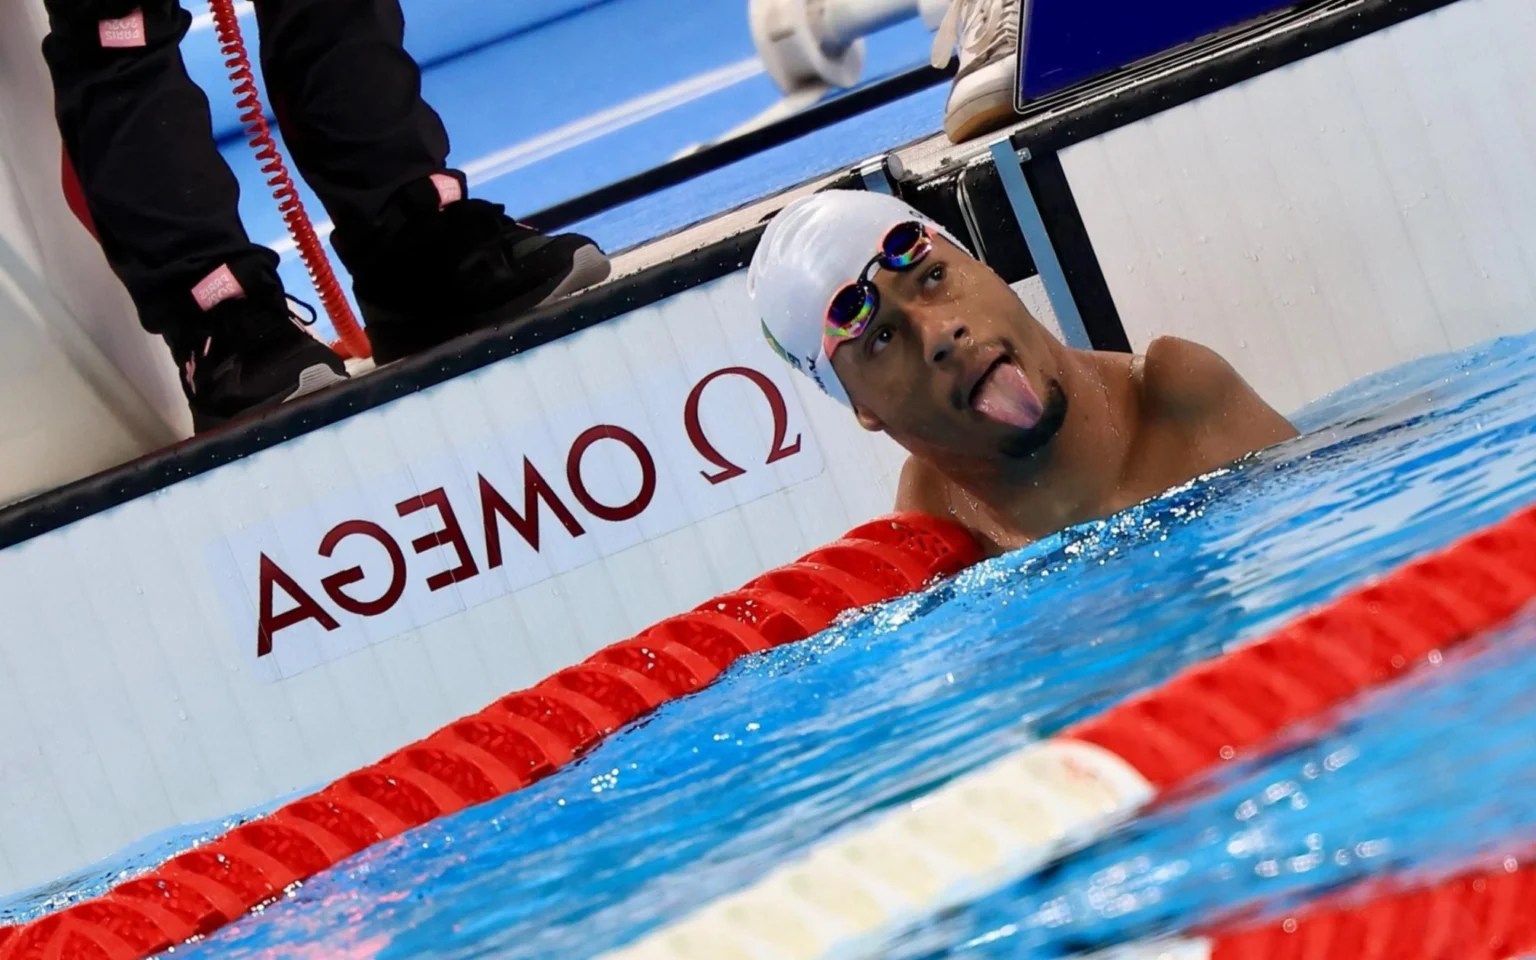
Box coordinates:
[824,221,934,344]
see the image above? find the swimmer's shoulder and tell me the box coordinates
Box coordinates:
[895,457,1012,558]
[1139,336,1245,415]
[895,456,951,516]
[1139,336,1300,442]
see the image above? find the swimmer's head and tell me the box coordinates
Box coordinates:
[749,190,1069,466]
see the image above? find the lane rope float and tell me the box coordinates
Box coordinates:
[600,503,1536,960]
[0,514,981,960]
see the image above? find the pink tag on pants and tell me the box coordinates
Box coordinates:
[431,173,463,209]
[191,264,246,311]
[99,10,148,48]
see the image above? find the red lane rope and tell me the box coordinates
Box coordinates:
[205,0,371,361]
[608,503,1536,960]
[4,502,1535,960]
[1066,504,1536,789]
[1047,502,1536,960]
[1206,856,1536,959]
[0,514,981,960]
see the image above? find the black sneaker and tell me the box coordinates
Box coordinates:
[166,267,349,433]
[340,179,611,365]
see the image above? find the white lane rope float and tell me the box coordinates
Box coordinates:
[598,739,1155,960]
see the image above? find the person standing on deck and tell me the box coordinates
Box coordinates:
[41,0,611,432]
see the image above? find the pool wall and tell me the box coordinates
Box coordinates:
[0,511,985,958]
[0,269,910,896]
[2,0,1535,903]
[1059,0,1536,414]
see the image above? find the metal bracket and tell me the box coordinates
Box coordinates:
[954,154,996,265]
[988,139,1092,350]
[856,152,907,196]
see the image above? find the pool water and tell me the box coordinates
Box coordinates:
[891,609,1536,957]
[10,333,1536,956]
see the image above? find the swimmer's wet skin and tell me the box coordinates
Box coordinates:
[750,191,1299,555]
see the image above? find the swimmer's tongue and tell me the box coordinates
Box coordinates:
[972,361,1044,429]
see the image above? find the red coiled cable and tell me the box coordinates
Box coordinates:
[206,0,372,360]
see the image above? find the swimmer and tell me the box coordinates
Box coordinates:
[749,191,1298,554]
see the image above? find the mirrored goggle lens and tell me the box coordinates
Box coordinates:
[879,221,931,269]
[826,282,876,336]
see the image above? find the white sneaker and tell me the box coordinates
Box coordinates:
[930,0,1021,143]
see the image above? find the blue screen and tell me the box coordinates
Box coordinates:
[1019,0,1301,101]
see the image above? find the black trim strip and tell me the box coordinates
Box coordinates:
[956,160,1038,285]
[898,172,976,262]
[522,62,956,233]
[1019,151,1129,352]
[1007,0,1460,157]
[0,227,764,551]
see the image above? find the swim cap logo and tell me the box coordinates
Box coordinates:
[806,355,834,397]
[760,321,802,373]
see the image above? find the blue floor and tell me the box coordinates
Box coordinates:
[185,1,941,340]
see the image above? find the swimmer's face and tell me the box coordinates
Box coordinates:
[830,234,1067,463]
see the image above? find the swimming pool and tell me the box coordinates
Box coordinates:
[8,329,1528,957]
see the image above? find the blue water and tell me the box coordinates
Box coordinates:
[5,335,1531,947]
[22,333,1499,957]
[892,613,1536,956]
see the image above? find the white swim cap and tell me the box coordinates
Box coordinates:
[748,190,964,408]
